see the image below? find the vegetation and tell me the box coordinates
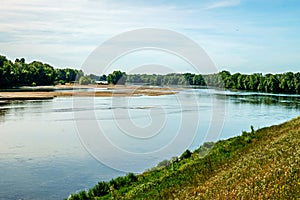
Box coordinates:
[79,76,95,85]
[126,71,300,94]
[126,73,204,86]
[68,117,300,199]
[107,70,126,85]
[0,55,84,87]
[1,55,299,94]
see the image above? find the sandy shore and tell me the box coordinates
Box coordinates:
[0,84,177,100]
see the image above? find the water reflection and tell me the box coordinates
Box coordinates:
[214,93,300,109]
[0,101,9,123]
[0,108,7,123]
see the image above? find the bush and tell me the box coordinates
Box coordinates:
[180,149,192,160]
[88,181,109,197]
[157,160,171,168]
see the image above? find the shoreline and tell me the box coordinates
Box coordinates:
[1,84,300,101]
[0,84,177,100]
[68,116,300,199]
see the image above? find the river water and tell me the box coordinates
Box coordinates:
[0,88,299,199]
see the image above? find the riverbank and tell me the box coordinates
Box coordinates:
[0,85,177,100]
[68,116,300,199]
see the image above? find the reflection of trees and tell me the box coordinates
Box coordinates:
[226,94,300,109]
[0,103,8,123]
[0,100,31,123]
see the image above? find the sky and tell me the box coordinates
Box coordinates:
[0,0,299,74]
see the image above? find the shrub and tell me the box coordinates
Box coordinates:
[180,149,192,160]
[88,181,109,197]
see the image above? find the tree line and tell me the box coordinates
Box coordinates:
[125,71,300,94]
[0,55,85,87]
[1,55,299,94]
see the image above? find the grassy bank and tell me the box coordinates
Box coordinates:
[68,117,300,199]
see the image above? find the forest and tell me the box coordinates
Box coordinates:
[0,55,84,87]
[126,71,300,94]
[0,55,299,94]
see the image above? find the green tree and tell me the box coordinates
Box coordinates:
[79,76,94,85]
[99,74,107,81]
[107,70,126,85]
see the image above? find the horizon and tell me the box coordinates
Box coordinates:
[1,53,299,76]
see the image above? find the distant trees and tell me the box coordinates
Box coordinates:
[126,70,300,94]
[207,71,300,94]
[99,74,107,81]
[79,76,94,85]
[1,55,299,94]
[0,55,84,88]
[107,70,126,85]
[55,68,84,85]
[87,74,100,81]
[126,73,205,86]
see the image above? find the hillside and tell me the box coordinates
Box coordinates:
[68,117,300,199]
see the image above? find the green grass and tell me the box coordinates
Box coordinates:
[68,117,300,199]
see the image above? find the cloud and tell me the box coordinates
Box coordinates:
[0,0,213,68]
[1,0,299,73]
[206,0,240,9]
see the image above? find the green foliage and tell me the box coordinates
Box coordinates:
[88,181,109,197]
[156,160,171,168]
[126,71,300,94]
[68,117,300,200]
[107,70,126,85]
[87,74,101,81]
[55,68,83,84]
[99,74,107,81]
[109,173,138,190]
[1,54,299,94]
[126,73,205,86]
[69,173,138,199]
[195,142,215,157]
[180,149,192,160]
[0,55,84,88]
[79,76,94,85]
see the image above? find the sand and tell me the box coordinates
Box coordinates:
[0,84,177,100]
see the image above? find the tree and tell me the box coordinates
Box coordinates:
[107,70,126,85]
[88,181,109,197]
[79,76,94,85]
[1,60,14,87]
[99,74,107,81]
[87,74,100,81]
[0,55,7,67]
[180,149,192,159]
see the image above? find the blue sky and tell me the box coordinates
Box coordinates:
[0,0,299,74]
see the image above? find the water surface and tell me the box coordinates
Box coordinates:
[0,88,299,199]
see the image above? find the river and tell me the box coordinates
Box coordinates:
[0,88,299,199]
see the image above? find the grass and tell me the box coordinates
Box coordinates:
[68,116,300,199]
